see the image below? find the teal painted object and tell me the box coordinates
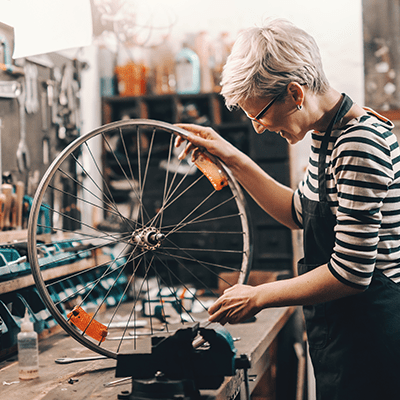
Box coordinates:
[175,47,201,94]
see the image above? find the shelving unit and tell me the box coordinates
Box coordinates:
[102,92,293,274]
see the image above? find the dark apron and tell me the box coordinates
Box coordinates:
[298,94,400,400]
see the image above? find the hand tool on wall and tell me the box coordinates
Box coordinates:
[0,81,22,99]
[0,35,24,76]
[41,88,50,165]
[24,63,39,114]
[16,81,30,174]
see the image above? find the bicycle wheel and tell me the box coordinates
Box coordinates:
[27,119,252,358]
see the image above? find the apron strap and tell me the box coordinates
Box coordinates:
[318,94,353,202]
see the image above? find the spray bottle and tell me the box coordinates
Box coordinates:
[17,308,39,380]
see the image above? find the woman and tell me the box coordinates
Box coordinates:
[175,19,400,400]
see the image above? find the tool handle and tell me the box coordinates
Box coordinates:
[0,193,6,230]
[175,129,229,191]
[10,192,17,229]
[2,183,13,230]
[15,181,24,229]
[193,152,228,191]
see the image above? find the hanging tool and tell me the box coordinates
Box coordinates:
[16,81,30,173]
[41,85,50,165]
[0,35,24,76]
[24,63,39,114]
[0,81,22,99]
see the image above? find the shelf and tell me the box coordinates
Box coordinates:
[101,93,294,275]
[0,252,111,295]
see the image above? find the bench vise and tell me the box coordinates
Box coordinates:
[115,322,250,399]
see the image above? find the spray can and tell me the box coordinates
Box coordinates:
[17,308,39,380]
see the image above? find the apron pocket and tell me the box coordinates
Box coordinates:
[303,303,328,349]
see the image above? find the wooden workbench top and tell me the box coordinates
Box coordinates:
[0,306,294,400]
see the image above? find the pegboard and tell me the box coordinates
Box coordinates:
[0,22,83,199]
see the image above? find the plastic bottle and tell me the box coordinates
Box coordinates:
[175,45,200,94]
[17,308,39,380]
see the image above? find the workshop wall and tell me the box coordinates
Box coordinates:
[92,0,364,188]
[93,0,364,104]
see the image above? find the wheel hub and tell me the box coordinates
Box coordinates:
[131,227,165,250]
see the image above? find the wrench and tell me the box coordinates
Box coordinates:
[55,355,109,364]
[16,81,30,173]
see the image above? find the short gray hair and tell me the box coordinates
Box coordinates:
[220,18,330,109]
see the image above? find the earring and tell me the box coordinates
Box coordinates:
[296,104,303,111]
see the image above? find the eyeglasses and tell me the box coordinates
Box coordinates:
[243,90,284,124]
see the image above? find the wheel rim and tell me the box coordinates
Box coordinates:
[28,119,252,358]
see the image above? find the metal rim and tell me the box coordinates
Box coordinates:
[28,119,252,358]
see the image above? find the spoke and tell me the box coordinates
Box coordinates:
[72,144,125,220]
[156,246,239,290]
[162,213,242,231]
[40,203,132,244]
[172,230,245,235]
[117,127,152,228]
[36,224,131,247]
[118,253,154,352]
[56,165,134,231]
[166,191,215,236]
[65,242,134,333]
[155,246,242,273]
[38,238,127,271]
[103,129,151,227]
[149,170,202,228]
[162,247,244,254]
[153,251,217,311]
[137,126,145,225]
[159,134,174,230]
[83,139,130,228]
[166,194,237,236]
[49,183,124,221]
[48,247,135,294]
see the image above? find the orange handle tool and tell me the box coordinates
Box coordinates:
[193,152,228,191]
[175,128,229,191]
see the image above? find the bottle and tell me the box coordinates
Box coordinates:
[175,44,200,94]
[17,308,39,380]
[194,31,213,93]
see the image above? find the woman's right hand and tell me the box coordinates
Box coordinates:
[174,123,237,164]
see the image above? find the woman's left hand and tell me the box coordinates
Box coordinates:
[208,284,261,325]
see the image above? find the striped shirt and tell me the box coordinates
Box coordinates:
[292,108,400,289]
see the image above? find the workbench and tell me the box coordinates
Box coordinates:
[0,306,296,400]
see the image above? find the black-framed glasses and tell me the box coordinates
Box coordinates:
[243,89,285,124]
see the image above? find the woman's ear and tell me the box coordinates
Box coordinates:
[287,82,304,109]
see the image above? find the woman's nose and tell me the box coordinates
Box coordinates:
[252,120,268,134]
